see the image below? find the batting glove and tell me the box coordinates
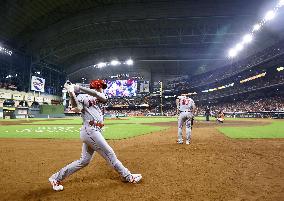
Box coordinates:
[64,82,74,93]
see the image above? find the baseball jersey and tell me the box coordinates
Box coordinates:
[177,96,195,112]
[77,94,105,123]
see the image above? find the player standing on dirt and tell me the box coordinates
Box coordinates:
[48,80,142,191]
[176,94,196,144]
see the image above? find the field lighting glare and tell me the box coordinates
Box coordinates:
[110,60,120,66]
[226,1,281,60]
[125,59,133,65]
[243,34,253,44]
[264,10,276,21]
[278,0,284,7]
[97,62,107,68]
[0,45,13,56]
[277,66,284,71]
[253,24,261,31]
[235,43,244,51]
[228,48,237,58]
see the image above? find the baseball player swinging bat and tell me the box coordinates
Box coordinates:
[48,79,142,191]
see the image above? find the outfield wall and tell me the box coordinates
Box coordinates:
[30,105,65,118]
[40,105,64,114]
[224,111,284,119]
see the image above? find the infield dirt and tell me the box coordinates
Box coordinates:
[0,120,283,201]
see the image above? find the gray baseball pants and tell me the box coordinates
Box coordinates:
[50,124,130,181]
[177,112,193,143]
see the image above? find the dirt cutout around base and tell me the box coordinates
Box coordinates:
[0,119,283,201]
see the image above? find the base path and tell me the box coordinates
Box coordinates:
[0,120,283,201]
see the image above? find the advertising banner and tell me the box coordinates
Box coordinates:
[25,95,34,101]
[43,97,51,104]
[31,76,45,92]
[35,96,44,103]
[13,94,24,100]
[0,92,12,99]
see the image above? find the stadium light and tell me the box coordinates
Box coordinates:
[235,43,244,51]
[228,48,237,58]
[277,66,284,71]
[0,45,13,56]
[243,34,253,44]
[227,1,282,60]
[253,23,261,31]
[97,62,107,68]
[125,59,133,65]
[110,60,121,66]
[264,10,276,21]
[94,59,133,68]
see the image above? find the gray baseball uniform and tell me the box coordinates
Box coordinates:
[50,93,130,182]
[177,96,195,143]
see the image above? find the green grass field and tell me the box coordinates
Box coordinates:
[0,117,176,140]
[218,121,284,139]
[0,117,283,139]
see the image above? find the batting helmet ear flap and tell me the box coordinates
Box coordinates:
[100,80,107,89]
[101,82,107,89]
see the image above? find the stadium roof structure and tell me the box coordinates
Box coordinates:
[1,0,284,80]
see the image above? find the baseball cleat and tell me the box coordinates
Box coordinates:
[186,140,191,145]
[177,140,183,144]
[49,177,64,191]
[124,173,142,184]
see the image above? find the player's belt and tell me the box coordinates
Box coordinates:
[88,120,104,128]
[180,110,190,112]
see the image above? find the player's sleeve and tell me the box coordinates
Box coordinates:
[96,95,108,103]
[75,94,84,110]
[176,98,180,107]
[176,98,180,115]
[68,93,83,112]
[78,86,107,103]
[76,94,84,103]
[191,99,196,113]
[191,99,195,106]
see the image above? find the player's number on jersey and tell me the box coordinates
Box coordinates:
[181,99,189,105]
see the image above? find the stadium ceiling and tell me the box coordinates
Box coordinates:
[1,0,283,77]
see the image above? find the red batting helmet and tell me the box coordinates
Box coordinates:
[89,79,107,90]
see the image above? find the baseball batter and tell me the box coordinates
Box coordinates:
[176,94,196,144]
[49,80,142,191]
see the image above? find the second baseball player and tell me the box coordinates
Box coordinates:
[176,94,196,144]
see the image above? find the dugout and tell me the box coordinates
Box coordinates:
[3,99,16,119]
[19,100,29,107]
[31,101,40,108]
[15,106,29,119]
